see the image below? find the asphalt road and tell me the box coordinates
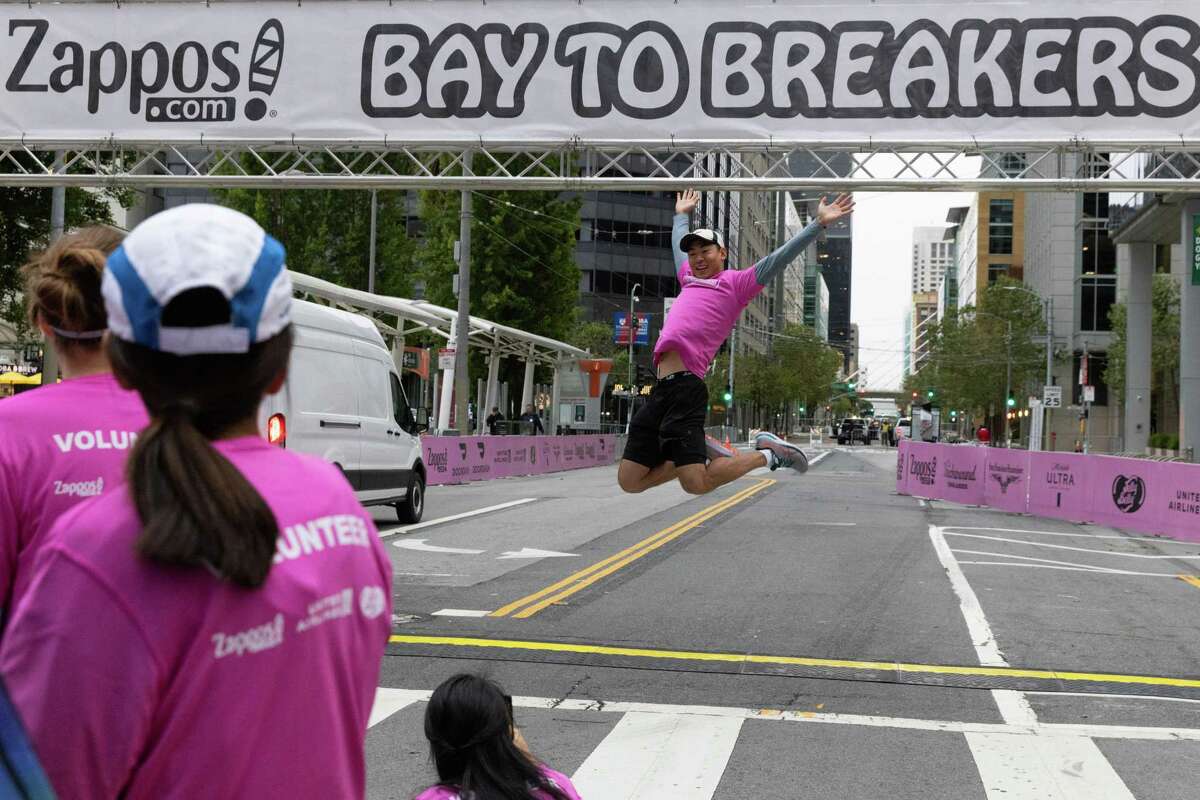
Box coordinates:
[365,445,1200,799]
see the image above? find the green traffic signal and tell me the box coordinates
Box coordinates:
[926,390,934,399]
[798,406,806,413]
[723,391,732,402]
[1006,394,1016,407]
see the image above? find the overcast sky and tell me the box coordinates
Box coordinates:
[849,189,974,392]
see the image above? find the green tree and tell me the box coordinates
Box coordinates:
[1104,274,1181,419]
[1,182,124,341]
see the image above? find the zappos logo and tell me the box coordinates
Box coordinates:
[1111,475,1147,514]
[6,18,284,123]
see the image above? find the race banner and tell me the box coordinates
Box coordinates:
[2,1,1198,143]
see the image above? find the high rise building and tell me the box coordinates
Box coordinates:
[949,192,1026,310]
[912,226,953,294]
[909,291,939,374]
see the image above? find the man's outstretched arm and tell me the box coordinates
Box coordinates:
[753,193,855,286]
[671,189,699,277]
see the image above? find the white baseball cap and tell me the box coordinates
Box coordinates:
[679,228,725,252]
[102,204,292,355]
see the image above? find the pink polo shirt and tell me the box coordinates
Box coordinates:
[415,766,583,800]
[0,436,393,799]
[0,373,148,620]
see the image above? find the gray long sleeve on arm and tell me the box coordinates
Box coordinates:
[753,220,823,286]
[671,213,690,274]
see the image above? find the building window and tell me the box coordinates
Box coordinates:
[1080,227,1116,275]
[1080,277,1117,331]
[1082,193,1111,220]
[988,199,1014,254]
[987,263,1010,285]
[999,153,1026,177]
[1071,352,1109,406]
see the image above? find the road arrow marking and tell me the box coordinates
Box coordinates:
[392,538,485,555]
[497,548,579,560]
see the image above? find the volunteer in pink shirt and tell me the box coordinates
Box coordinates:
[416,674,582,800]
[617,189,854,496]
[0,226,147,627]
[0,205,393,799]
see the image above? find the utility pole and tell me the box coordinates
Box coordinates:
[727,327,736,432]
[41,153,65,386]
[367,189,377,294]
[453,153,472,433]
[1004,320,1012,447]
[1044,296,1054,451]
[625,283,641,435]
[1082,339,1091,454]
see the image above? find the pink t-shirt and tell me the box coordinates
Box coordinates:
[415,766,583,800]
[0,436,393,800]
[653,259,761,378]
[0,373,148,619]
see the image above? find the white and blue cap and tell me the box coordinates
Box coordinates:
[102,204,292,355]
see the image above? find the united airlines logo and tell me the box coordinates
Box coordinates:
[6,18,284,122]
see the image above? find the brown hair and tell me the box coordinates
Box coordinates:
[22,226,124,351]
[108,288,293,588]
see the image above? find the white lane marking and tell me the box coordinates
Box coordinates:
[497,547,579,560]
[952,548,1179,576]
[943,531,1200,559]
[391,538,485,555]
[957,561,1181,578]
[367,689,1200,741]
[929,525,1039,726]
[379,497,538,538]
[368,688,429,728]
[966,731,1136,800]
[393,571,464,577]
[571,711,743,800]
[918,498,930,508]
[1026,690,1200,705]
[809,451,831,467]
[945,526,1190,544]
[431,608,492,617]
[797,522,857,527]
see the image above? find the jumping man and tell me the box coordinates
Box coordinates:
[618,189,854,495]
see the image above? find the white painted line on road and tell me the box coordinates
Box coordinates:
[379,497,538,538]
[368,689,1200,742]
[432,609,493,617]
[956,561,1181,578]
[368,688,429,728]
[946,526,1190,544]
[497,547,578,560]
[1026,690,1200,705]
[944,531,1200,559]
[571,711,743,800]
[929,525,1038,727]
[797,522,857,526]
[809,450,831,467]
[918,498,930,508]
[966,731,1136,800]
[953,548,1180,576]
[392,538,485,555]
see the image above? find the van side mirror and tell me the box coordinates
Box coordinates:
[415,407,429,425]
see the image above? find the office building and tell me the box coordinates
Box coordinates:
[912,226,953,294]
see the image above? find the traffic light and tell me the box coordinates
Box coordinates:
[798,405,806,414]
[847,381,856,389]
[926,389,934,399]
[723,390,732,402]
[911,391,918,400]
[1006,392,1016,408]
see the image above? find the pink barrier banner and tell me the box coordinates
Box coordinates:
[1085,455,1165,533]
[895,440,910,494]
[422,435,617,486]
[983,448,1031,513]
[1154,461,1200,543]
[1026,452,1094,523]
[902,441,942,498]
[935,445,987,506]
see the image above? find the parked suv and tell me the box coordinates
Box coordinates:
[837,418,866,445]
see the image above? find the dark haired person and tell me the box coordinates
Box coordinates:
[417,673,581,800]
[0,206,392,798]
[618,189,854,496]
[0,227,148,630]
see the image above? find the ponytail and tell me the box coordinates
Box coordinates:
[22,226,123,350]
[109,324,293,588]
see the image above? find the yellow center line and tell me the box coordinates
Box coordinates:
[387,634,1200,690]
[489,478,775,619]
[1180,575,1200,590]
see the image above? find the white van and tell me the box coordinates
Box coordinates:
[260,300,426,523]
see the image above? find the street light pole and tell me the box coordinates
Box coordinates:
[1004,320,1012,447]
[626,283,641,435]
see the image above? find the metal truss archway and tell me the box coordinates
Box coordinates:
[3,139,1200,192]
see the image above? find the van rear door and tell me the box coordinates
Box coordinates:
[286,333,363,489]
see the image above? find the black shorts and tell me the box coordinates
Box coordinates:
[622,371,708,469]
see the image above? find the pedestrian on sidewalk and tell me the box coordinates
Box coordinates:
[486,406,505,436]
[618,189,854,496]
[0,227,148,634]
[416,673,581,800]
[0,206,392,799]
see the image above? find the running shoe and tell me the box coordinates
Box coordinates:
[754,432,809,474]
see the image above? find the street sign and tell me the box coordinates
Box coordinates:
[1043,386,1062,408]
[1083,385,1096,403]
[613,312,650,345]
[438,348,456,370]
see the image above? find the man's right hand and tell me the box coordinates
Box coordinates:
[675,189,700,215]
